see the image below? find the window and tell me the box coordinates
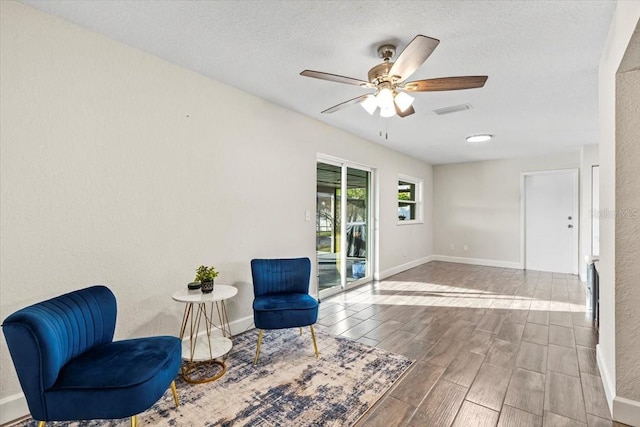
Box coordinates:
[398,175,422,223]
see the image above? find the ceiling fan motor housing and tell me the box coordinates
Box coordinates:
[368,62,394,86]
[369,44,398,86]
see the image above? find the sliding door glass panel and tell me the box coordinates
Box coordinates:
[316,162,342,291]
[346,167,369,284]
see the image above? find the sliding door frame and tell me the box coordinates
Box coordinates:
[317,154,376,299]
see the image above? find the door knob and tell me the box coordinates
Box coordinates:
[568,224,573,228]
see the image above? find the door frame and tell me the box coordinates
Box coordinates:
[316,154,377,299]
[591,165,600,256]
[520,169,579,274]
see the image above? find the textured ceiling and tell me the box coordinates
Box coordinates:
[21,0,616,164]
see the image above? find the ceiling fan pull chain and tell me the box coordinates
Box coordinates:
[378,116,389,140]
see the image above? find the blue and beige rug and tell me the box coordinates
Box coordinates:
[12,329,413,426]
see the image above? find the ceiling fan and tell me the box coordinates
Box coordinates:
[300,35,488,118]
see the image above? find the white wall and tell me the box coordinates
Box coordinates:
[0,1,433,418]
[579,145,599,280]
[433,152,579,268]
[598,2,640,424]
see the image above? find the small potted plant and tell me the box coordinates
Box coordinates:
[195,265,219,294]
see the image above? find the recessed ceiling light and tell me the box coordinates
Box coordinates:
[466,134,493,143]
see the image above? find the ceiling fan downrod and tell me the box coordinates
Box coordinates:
[377,44,396,61]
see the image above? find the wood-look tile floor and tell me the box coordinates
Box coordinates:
[314,261,629,427]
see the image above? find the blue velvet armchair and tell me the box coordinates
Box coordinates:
[251,257,319,364]
[2,285,181,427]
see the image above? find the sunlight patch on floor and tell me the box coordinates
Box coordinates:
[332,280,587,313]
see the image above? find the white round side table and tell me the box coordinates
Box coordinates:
[172,285,238,384]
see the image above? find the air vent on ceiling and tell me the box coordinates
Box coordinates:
[433,103,472,115]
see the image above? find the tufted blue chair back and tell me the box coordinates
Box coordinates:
[251,258,311,296]
[2,286,116,417]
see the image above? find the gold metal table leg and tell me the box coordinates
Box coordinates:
[179,300,233,383]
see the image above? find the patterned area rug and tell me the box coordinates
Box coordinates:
[10,329,413,426]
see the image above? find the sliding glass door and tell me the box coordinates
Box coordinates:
[316,158,372,298]
[345,168,369,285]
[316,162,342,292]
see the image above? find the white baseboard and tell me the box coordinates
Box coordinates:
[374,254,522,281]
[0,314,257,425]
[375,256,434,281]
[191,314,255,339]
[431,255,523,270]
[596,344,615,413]
[228,314,255,336]
[596,344,640,426]
[613,396,640,427]
[0,392,29,425]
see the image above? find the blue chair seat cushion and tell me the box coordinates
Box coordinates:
[53,336,180,390]
[253,294,318,330]
[253,293,318,312]
[42,336,181,420]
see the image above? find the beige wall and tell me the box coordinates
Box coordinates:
[615,23,640,405]
[433,153,579,267]
[0,1,433,416]
[598,1,640,424]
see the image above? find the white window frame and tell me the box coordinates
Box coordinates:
[397,174,423,225]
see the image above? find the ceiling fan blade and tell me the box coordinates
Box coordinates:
[300,70,374,88]
[388,35,440,83]
[403,76,488,92]
[321,94,370,114]
[395,104,415,118]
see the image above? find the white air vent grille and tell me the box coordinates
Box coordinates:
[433,104,472,115]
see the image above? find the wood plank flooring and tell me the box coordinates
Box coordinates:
[313,261,629,427]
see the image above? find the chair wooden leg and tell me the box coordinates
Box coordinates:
[253,329,264,365]
[37,422,46,427]
[299,327,303,335]
[310,325,319,359]
[170,380,179,407]
[131,415,138,427]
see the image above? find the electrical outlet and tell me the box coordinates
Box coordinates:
[464,245,468,251]
[305,211,310,221]
[450,244,455,250]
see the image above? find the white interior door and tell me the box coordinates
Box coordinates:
[524,170,578,274]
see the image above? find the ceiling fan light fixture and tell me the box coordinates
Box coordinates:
[380,105,396,118]
[466,134,493,143]
[376,87,395,110]
[361,95,378,115]
[394,91,414,112]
